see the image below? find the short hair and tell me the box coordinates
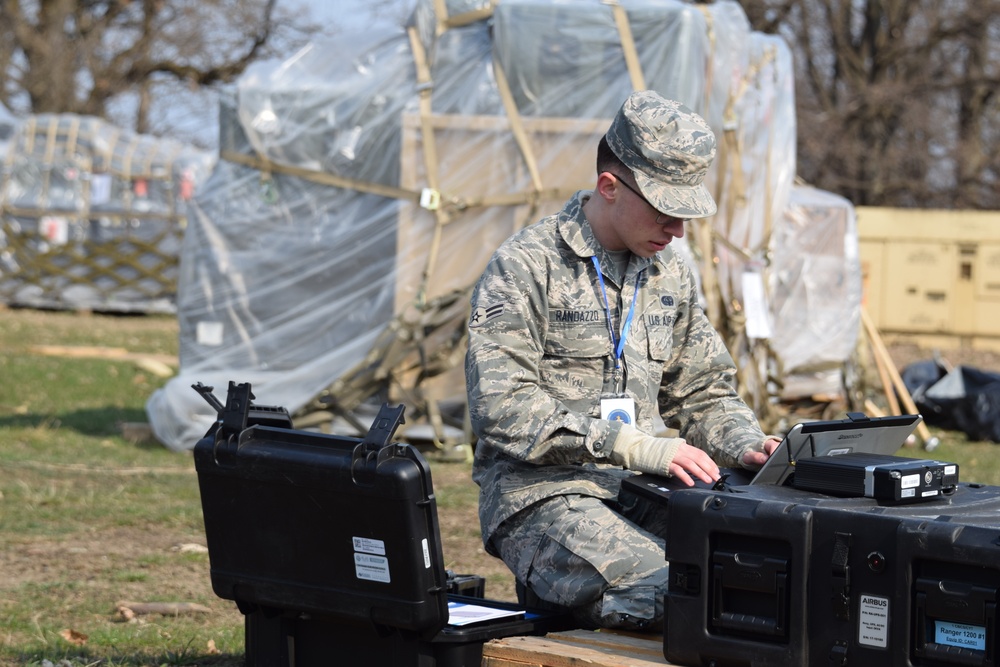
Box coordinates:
[597,135,627,176]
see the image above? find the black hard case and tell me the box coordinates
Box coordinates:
[661,482,1000,667]
[194,404,449,634]
[193,382,567,667]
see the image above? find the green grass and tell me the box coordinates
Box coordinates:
[0,310,241,666]
[1,307,999,666]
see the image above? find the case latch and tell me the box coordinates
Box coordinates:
[352,403,407,474]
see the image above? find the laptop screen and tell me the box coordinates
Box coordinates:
[748,413,924,487]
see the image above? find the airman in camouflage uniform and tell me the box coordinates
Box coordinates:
[465,91,780,631]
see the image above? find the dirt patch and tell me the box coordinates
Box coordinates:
[0,524,245,661]
[429,459,520,603]
[1,526,201,589]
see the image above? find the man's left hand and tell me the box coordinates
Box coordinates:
[741,436,782,467]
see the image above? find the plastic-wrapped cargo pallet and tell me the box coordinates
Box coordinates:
[147,0,859,452]
[0,103,16,158]
[771,186,862,402]
[0,114,215,313]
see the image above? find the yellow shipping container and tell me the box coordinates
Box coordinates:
[858,207,1000,350]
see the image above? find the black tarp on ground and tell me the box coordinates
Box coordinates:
[903,360,1000,443]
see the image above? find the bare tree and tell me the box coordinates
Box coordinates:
[0,0,320,145]
[737,0,1000,209]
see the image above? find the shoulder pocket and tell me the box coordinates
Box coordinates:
[643,302,676,361]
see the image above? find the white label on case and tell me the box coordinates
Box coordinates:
[354,553,390,583]
[422,538,431,568]
[352,537,386,556]
[936,621,986,651]
[858,594,890,648]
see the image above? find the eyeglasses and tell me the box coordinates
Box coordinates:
[614,176,687,226]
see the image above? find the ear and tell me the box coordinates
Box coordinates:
[596,171,620,203]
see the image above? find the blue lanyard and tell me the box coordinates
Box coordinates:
[591,255,641,374]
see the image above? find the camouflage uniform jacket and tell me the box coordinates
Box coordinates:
[466,191,766,551]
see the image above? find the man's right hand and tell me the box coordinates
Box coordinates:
[668,443,721,486]
[609,424,719,485]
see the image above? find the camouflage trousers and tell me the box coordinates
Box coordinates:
[490,491,669,632]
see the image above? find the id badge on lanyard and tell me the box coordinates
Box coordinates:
[601,396,636,425]
[592,256,640,425]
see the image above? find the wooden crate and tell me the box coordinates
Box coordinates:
[397,111,607,309]
[482,629,673,667]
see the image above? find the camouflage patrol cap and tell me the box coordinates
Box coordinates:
[605,90,717,218]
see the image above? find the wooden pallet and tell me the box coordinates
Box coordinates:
[482,629,674,666]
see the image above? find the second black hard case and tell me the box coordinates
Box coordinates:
[661,481,1000,667]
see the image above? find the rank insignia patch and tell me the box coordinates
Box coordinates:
[470,302,505,328]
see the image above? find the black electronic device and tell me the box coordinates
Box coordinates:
[792,453,959,503]
[749,412,924,487]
